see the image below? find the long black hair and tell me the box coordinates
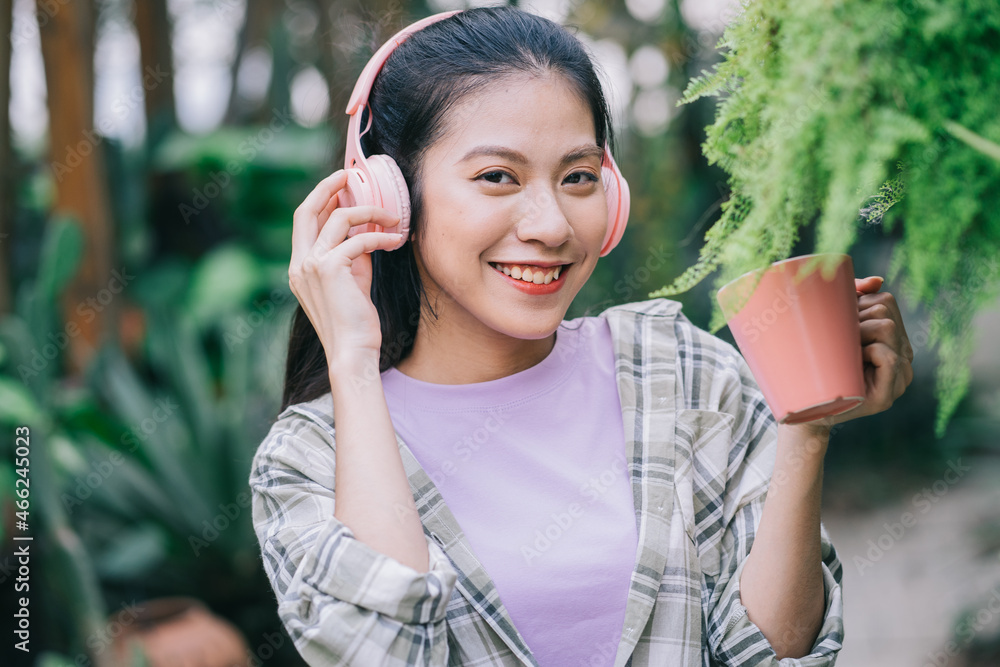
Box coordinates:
[280,6,618,412]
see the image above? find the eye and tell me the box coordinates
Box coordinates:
[477,170,517,185]
[475,169,600,186]
[565,171,600,185]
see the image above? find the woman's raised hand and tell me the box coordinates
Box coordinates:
[288,170,404,367]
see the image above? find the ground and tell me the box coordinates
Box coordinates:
[822,457,1000,666]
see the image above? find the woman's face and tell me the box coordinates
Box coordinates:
[412,72,608,344]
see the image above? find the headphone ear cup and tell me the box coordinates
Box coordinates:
[600,162,630,257]
[366,154,412,251]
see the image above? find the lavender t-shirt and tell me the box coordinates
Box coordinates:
[380,315,638,667]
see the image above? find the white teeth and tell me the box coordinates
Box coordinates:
[491,263,564,284]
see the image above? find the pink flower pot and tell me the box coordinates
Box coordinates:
[716,253,865,425]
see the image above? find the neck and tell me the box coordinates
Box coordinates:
[394,313,557,385]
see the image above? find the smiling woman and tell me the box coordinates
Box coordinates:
[248,6,850,667]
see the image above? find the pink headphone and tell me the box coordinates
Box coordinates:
[341,9,630,256]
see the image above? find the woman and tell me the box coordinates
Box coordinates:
[249,6,914,666]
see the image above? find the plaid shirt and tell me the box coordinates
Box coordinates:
[250,298,844,666]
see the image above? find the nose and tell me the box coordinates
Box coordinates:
[515,186,573,247]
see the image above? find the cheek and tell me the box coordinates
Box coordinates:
[428,204,510,253]
[572,197,609,243]
[419,232,487,290]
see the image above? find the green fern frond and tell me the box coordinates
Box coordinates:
[858,175,906,227]
[679,68,739,105]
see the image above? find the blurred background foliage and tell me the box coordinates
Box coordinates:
[0,0,996,666]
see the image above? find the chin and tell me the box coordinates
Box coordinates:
[493,312,566,340]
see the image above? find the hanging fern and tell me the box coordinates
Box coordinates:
[651,0,1000,437]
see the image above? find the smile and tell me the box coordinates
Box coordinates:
[488,262,570,294]
[489,262,565,284]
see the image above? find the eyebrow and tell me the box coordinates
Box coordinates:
[456,144,605,167]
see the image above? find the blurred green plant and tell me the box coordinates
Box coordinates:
[648,0,1000,437]
[3,106,334,661]
[150,122,335,262]
[0,209,295,661]
[0,217,117,667]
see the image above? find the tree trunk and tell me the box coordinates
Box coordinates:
[313,0,339,137]
[225,0,284,126]
[36,0,115,377]
[254,0,292,126]
[133,0,175,152]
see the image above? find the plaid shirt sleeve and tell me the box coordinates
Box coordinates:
[675,314,845,666]
[249,408,459,666]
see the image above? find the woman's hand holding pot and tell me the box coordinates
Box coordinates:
[797,276,915,433]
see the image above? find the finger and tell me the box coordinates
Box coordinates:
[858,292,914,361]
[318,190,340,229]
[336,231,407,259]
[859,304,914,363]
[858,291,901,320]
[292,170,350,267]
[855,276,884,296]
[312,205,403,257]
[861,341,901,411]
[859,317,897,346]
[858,290,894,310]
[859,301,893,322]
